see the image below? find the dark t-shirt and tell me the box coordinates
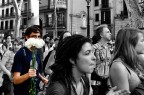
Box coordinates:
[11,47,41,95]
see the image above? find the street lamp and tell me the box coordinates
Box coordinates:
[86,0,91,38]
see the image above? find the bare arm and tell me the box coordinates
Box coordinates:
[39,73,48,84]
[45,51,55,75]
[13,69,36,84]
[110,61,130,91]
[0,55,11,77]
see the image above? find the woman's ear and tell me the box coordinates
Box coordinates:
[69,58,75,65]
[100,32,103,38]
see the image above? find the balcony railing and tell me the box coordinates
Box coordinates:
[0,2,13,7]
[100,4,111,10]
[5,14,9,17]
[39,6,48,10]
[0,14,15,19]
[39,6,49,13]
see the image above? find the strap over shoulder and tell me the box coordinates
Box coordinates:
[112,58,131,75]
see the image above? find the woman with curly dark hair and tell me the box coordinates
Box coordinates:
[46,35,130,95]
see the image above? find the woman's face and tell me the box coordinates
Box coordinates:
[63,32,71,39]
[6,36,12,43]
[75,42,96,74]
[135,32,144,54]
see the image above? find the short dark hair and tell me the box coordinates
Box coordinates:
[25,25,42,37]
[4,34,12,40]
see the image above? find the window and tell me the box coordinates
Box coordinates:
[2,0,5,5]
[47,14,53,26]
[95,0,99,6]
[101,10,111,24]
[23,18,27,25]
[2,10,4,18]
[5,21,8,29]
[101,0,109,8]
[1,22,4,30]
[10,20,13,29]
[123,0,128,18]
[24,3,28,11]
[95,14,99,21]
[6,8,9,17]
[57,13,64,26]
[10,7,14,16]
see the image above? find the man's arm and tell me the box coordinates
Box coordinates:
[13,69,36,84]
[39,73,48,84]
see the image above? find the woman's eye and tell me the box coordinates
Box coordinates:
[85,51,91,55]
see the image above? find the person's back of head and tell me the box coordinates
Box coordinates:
[59,31,71,42]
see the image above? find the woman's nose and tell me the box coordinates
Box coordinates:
[92,53,96,62]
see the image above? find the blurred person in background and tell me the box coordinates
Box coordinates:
[91,24,112,95]
[0,43,14,95]
[110,28,143,93]
[3,35,13,51]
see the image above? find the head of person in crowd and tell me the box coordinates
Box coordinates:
[43,35,50,44]
[2,43,8,53]
[3,34,13,50]
[59,31,72,42]
[4,34,12,44]
[48,35,96,94]
[24,25,42,41]
[13,39,23,53]
[113,28,144,70]
[92,24,111,44]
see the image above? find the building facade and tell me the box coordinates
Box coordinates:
[0,0,95,38]
[40,0,94,38]
[0,0,16,39]
[0,0,130,39]
[93,0,129,39]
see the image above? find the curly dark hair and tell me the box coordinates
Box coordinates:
[49,34,91,95]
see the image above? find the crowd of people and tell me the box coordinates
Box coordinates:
[0,24,144,95]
